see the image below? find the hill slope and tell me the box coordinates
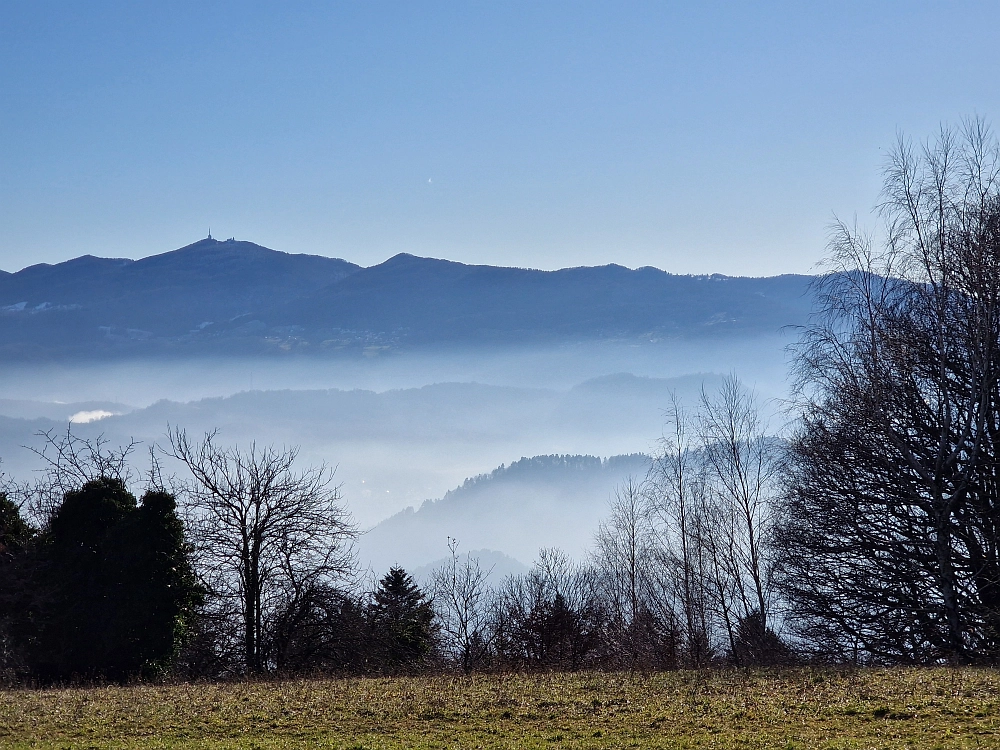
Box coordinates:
[359,453,651,572]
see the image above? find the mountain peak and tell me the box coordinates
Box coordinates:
[168,237,277,256]
[376,253,464,269]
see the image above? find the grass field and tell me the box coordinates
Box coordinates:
[2,668,1000,749]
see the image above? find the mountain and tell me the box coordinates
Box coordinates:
[359,454,651,573]
[0,239,814,359]
[0,239,360,317]
[0,238,360,358]
[269,253,814,344]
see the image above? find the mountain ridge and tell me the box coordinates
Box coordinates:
[0,238,815,359]
[360,453,652,572]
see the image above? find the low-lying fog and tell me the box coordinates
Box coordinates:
[0,335,793,573]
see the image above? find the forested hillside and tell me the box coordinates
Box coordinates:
[362,454,650,572]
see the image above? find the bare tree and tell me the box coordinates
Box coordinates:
[592,478,647,627]
[698,375,784,663]
[491,549,603,671]
[780,119,1000,664]
[590,382,787,668]
[431,538,493,673]
[645,395,714,666]
[168,427,356,675]
[6,427,140,525]
[591,477,679,667]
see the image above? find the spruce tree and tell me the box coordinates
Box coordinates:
[368,567,434,671]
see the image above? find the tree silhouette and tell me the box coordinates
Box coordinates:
[28,479,200,680]
[169,428,355,676]
[0,495,34,678]
[368,567,434,671]
[781,120,1000,664]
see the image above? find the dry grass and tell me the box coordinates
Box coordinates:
[1,668,999,748]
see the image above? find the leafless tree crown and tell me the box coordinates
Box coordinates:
[168,427,356,675]
[781,119,1000,664]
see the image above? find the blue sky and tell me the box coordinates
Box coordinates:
[2,1,999,275]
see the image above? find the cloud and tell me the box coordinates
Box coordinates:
[68,409,116,424]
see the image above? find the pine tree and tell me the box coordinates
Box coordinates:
[368,567,434,671]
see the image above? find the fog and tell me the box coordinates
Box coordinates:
[0,335,792,405]
[0,335,794,571]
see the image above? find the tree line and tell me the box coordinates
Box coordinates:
[5,120,1000,681]
[0,374,793,681]
[438,120,1000,670]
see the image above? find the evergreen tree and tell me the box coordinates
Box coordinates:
[30,478,200,680]
[0,495,32,558]
[368,567,434,671]
[99,489,202,677]
[31,477,136,678]
[0,495,34,679]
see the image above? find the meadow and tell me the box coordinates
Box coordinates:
[1,668,999,749]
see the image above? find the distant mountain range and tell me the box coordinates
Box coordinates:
[0,373,729,529]
[0,237,815,359]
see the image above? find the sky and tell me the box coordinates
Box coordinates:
[2,1,999,277]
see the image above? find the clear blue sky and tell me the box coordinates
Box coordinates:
[1,1,998,276]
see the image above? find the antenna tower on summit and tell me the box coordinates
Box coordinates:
[207,228,212,240]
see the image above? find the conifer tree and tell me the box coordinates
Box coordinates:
[368,567,434,670]
[28,479,200,680]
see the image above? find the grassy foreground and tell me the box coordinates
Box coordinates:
[2,669,1000,749]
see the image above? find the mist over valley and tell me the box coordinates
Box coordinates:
[0,239,805,572]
